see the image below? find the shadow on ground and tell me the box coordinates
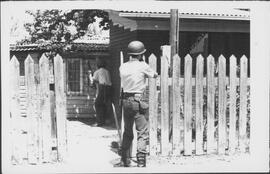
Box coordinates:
[67,117,117,130]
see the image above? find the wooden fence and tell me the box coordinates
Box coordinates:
[146,53,250,157]
[9,53,68,165]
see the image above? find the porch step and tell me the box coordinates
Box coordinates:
[66,95,96,119]
[67,113,95,119]
[67,95,92,100]
[67,107,95,114]
[67,98,95,106]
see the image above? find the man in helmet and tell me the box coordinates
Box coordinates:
[119,41,158,167]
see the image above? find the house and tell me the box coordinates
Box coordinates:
[10,41,109,118]
[107,8,250,117]
[10,8,250,120]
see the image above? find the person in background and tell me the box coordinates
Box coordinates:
[91,58,112,127]
[118,41,158,167]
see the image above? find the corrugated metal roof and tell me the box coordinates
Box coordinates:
[118,8,250,20]
[10,43,109,52]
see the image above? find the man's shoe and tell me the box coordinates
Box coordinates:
[114,158,130,167]
[136,153,146,167]
[120,150,131,167]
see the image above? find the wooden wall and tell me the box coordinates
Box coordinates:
[109,23,137,120]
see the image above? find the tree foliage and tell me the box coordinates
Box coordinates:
[22,9,110,44]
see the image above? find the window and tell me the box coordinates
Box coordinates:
[67,59,82,94]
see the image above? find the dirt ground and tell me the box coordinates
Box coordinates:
[4,118,265,173]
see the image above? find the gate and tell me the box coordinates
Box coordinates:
[9,53,68,164]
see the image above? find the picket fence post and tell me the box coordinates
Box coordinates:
[229,55,237,154]
[239,55,248,152]
[184,54,192,156]
[39,54,52,162]
[172,54,181,156]
[25,54,39,164]
[206,55,216,154]
[217,55,227,155]
[160,55,170,156]
[195,54,204,155]
[10,55,23,164]
[149,54,158,156]
[54,54,68,162]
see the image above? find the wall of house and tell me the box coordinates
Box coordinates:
[136,31,250,76]
[109,24,137,119]
[208,32,250,76]
[137,30,169,74]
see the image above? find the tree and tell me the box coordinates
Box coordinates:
[21,9,109,44]
[20,9,110,58]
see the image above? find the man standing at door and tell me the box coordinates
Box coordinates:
[119,41,158,167]
[91,58,112,127]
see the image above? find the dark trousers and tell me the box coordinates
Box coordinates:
[121,96,149,155]
[94,85,112,125]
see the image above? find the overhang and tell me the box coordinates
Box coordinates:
[108,9,250,33]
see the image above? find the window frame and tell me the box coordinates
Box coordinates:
[66,58,83,95]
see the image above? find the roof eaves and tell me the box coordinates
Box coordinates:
[119,12,250,21]
[10,43,109,52]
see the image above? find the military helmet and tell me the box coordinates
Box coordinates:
[127,41,146,55]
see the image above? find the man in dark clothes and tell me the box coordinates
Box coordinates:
[91,58,112,127]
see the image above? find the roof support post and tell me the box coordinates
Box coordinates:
[170,9,179,73]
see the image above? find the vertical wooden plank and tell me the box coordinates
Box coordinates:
[50,90,57,162]
[37,84,43,164]
[19,79,28,162]
[80,59,83,94]
[49,58,54,84]
[49,59,57,142]
[239,55,248,152]
[218,55,227,155]
[31,55,42,164]
[170,9,179,69]
[172,54,181,156]
[149,54,158,156]
[25,54,38,164]
[206,55,216,154]
[10,56,23,164]
[54,54,68,162]
[161,55,170,156]
[120,51,124,139]
[50,90,57,139]
[160,46,171,68]
[195,54,204,155]
[184,54,192,156]
[161,45,173,154]
[229,55,237,154]
[39,54,51,162]
[63,58,67,94]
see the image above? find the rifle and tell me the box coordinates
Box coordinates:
[111,88,123,152]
